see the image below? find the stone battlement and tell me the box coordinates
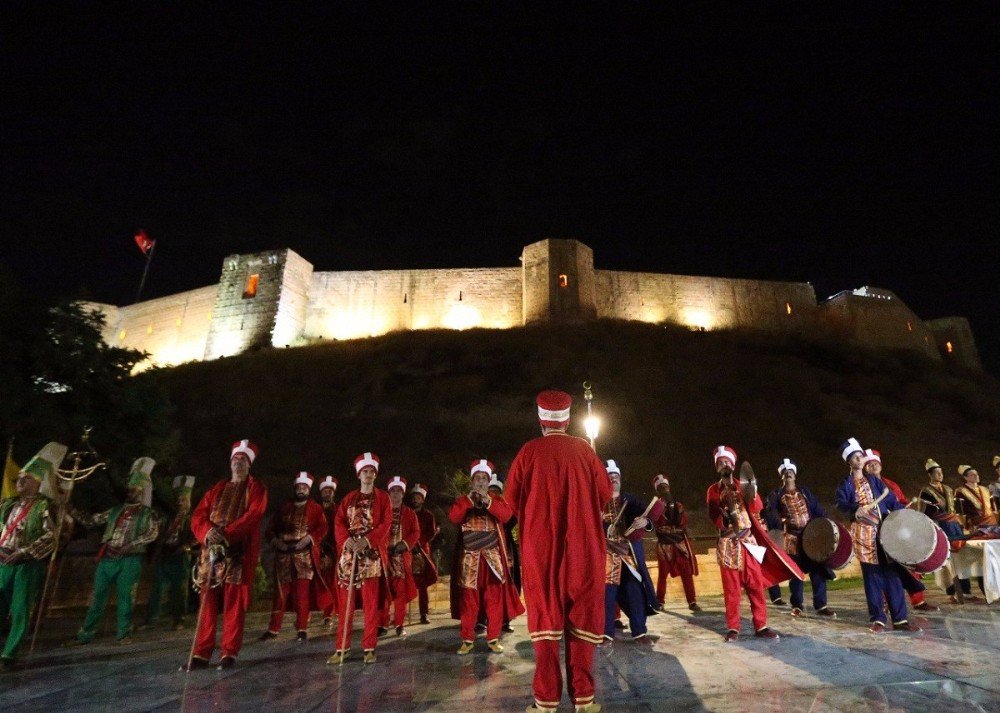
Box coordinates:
[83,239,981,370]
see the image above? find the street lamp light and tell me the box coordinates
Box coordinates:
[583,381,600,449]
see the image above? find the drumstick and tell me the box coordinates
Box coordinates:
[623,497,660,537]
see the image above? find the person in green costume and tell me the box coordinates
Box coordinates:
[143,476,195,629]
[71,457,159,645]
[0,442,66,669]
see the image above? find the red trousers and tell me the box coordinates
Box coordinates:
[656,553,696,605]
[460,563,503,641]
[721,556,768,632]
[192,582,250,660]
[380,578,409,628]
[334,577,382,651]
[267,578,311,633]
[532,635,596,710]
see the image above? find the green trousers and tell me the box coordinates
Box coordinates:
[144,552,189,625]
[77,555,143,642]
[0,559,45,661]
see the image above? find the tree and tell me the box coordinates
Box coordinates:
[0,279,179,510]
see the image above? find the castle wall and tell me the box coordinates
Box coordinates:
[927,317,981,370]
[594,270,819,331]
[82,240,980,370]
[817,287,941,360]
[81,285,217,368]
[303,267,522,340]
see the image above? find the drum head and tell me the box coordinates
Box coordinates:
[880,509,936,566]
[767,528,786,553]
[802,518,837,564]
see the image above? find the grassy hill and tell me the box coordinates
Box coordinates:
[148,320,1000,535]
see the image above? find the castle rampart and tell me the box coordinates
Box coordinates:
[83,239,981,370]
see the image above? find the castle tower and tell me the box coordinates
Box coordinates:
[203,248,314,359]
[521,239,597,324]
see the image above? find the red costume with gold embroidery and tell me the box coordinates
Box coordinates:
[333,487,392,653]
[314,498,339,619]
[381,501,420,629]
[448,493,524,642]
[190,472,268,662]
[265,498,329,634]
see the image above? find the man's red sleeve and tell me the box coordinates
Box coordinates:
[449,495,473,525]
[486,495,513,524]
[402,507,420,548]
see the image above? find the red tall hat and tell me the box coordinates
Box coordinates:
[536,389,572,428]
[652,474,669,489]
[231,439,259,464]
[387,475,407,491]
[354,452,380,473]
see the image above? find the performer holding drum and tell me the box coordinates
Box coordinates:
[834,438,920,633]
[763,459,837,619]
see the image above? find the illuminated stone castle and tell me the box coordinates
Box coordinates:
[86,239,981,370]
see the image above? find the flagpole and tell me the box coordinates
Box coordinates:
[134,239,155,304]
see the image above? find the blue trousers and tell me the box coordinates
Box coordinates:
[861,561,908,624]
[604,573,647,638]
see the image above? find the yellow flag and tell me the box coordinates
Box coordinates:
[1,449,20,500]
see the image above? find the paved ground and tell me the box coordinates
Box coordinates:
[1,584,998,712]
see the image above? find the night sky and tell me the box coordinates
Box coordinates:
[3,5,997,370]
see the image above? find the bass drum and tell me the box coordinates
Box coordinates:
[801,517,853,570]
[879,509,948,574]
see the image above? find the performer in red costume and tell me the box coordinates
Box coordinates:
[329,452,392,665]
[314,476,339,626]
[260,472,329,642]
[409,482,439,624]
[651,474,700,612]
[506,390,611,713]
[706,445,802,643]
[380,476,420,637]
[185,439,268,670]
[449,459,524,654]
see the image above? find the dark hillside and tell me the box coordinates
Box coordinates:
[150,321,1000,527]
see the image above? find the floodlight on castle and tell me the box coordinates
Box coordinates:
[81,239,982,371]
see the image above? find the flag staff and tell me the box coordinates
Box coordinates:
[133,230,156,304]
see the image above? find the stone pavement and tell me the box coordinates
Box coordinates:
[1,583,997,712]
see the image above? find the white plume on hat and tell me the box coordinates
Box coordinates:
[295,471,314,488]
[410,482,428,497]
[488,475,504,491]
[605,459,621,477]
[318,476,337,491]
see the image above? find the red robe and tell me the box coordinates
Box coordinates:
[881,476,908,507]
[266,499,331,612]
[412,507,439,588]
[333,488,393,611]
[314,500,339,614]
[387,504,420,603]
[653,499,699,577]
[706,480,804,587]
[191,476,268,587]
[505,432,612,644]
[448,494,525,621]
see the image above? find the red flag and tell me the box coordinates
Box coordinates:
[134,230,155,255]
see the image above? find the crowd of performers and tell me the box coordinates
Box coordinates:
[2,395,999,712]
